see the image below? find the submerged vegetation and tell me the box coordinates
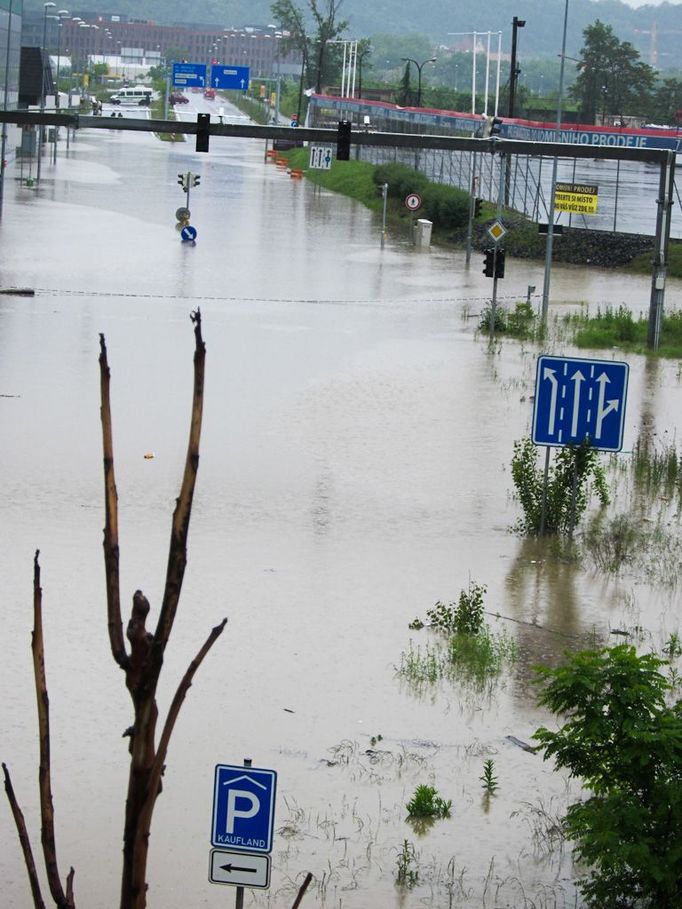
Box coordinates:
[511,437,609,537]
[406,784,452,820]
[563,304,682,358]
[395,839,419,887]
[402,582,517,690]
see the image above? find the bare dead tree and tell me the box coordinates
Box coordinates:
[4,311,226,909]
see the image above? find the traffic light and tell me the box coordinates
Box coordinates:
[474,197,482,218]
[336,120,351,161]
[192,174,201,187]
[490,116,503,136]
[177,173,188,190]
[495,249,506,279]
[483,248,495,278]
[196,112,210,153]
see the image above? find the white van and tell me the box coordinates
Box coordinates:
[109,86,154,106]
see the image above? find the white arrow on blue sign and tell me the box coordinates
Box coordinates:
[211,65,250,90]
[532,355,629,452]
[211,765,277,853]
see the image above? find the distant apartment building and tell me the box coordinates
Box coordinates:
[21,12,302,77]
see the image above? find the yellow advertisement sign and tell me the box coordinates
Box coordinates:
[555,182,598,215]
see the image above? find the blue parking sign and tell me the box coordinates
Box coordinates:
[211,765,277,853]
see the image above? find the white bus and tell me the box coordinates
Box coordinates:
[108,86,155,106]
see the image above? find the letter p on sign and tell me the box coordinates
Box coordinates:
[226,789,260,833]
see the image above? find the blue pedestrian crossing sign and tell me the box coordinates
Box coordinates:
[532,355,629,452]
[211,765,277,853]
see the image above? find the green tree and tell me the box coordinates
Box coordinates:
[569,21,656,123]
[271,0,348,93]
[650,76,682,125]
[534,645,682,908]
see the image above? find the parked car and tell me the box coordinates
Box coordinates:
[170,92,189,105]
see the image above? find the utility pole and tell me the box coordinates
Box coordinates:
[505,16,525,206]
[507,16,525,120]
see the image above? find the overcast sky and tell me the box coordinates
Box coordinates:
[621,0,682,5]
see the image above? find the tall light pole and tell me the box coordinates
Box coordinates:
[55,10,69,110]
[357,45,371,100]
[541,0,570,325]
[36,1,56,186]
[0,0,15,217]
[400,56,435,107]
[52,9,69,163]
[508,16,525,118]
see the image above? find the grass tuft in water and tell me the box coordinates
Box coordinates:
[562,304,682,358]
[399,628,517,689]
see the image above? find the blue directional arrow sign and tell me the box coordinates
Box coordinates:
[532,355,629,452]
[211,65,250,90]
[172,62,207,88]
[211,765,277,853]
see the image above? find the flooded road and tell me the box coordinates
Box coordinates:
[1,107,681,908]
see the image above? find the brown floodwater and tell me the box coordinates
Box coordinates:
[1,107,681,908]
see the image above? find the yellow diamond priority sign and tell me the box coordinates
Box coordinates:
[487,220,507,242]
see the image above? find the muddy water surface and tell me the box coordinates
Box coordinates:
[1,115,680,909]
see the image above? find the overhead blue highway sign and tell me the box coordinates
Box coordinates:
[211,764,277,853]
[211,65,250,90]
[172,63,207,88]
[532,355,629,452]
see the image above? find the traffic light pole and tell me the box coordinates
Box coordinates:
[490,246,500,342]
[465,156,477,266]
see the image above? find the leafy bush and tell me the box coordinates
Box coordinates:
[372,162,428,199]
[416,582,487,636]
[421,182,469,230]
[406,784,452,819]
[534,645,682,908]
[511,437,609,536]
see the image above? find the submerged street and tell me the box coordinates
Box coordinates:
[1,105,681,908]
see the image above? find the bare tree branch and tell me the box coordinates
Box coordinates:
[153,309,206,657]
[99,334,127,670]
[2,762,47,909]
[129,617,229,858]
[31,552,75,909]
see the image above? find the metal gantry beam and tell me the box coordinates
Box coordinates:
[0,110,674,165]
[0,110,674,348]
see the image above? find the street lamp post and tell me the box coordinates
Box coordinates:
[0,0,15,216]
[52,9,69,164]
[401,56,435,107]
[508,16,525,119]
[36,1,56,186]
[55,10,69,110]
[541,0,570,325]
[357,45,371,100]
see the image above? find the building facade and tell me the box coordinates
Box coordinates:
[22,12,302,77]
